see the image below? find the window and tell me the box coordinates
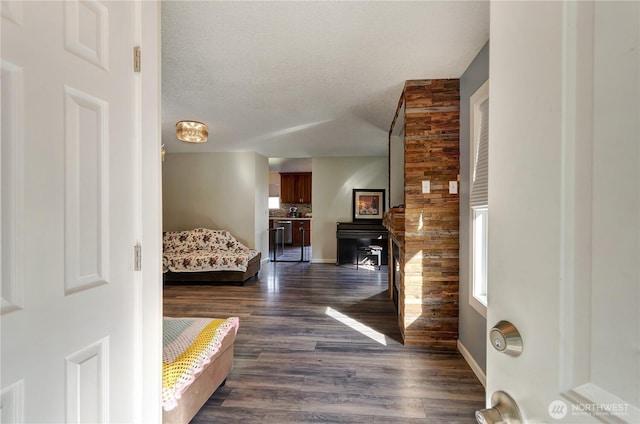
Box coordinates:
[470,80,489,316]
[472,208,488,307]
[268,196,280,209]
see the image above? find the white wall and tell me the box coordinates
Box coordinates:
[162,152,269,258]
[311,156,388,263]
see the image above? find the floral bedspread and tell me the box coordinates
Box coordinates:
[162,316,239,411]
[163,228,259,273]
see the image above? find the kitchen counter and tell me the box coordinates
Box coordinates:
[269,217,312,220]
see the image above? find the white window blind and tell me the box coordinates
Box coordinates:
[471,98,489,208]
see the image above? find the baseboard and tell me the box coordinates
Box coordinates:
[262,257,336,264]
[457,339,486,388]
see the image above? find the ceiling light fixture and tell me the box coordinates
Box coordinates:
[176,120,208,143]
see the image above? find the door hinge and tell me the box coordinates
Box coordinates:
[134,243,142,271]
[133,46,141,72]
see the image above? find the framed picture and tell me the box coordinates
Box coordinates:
[352,189,385,221]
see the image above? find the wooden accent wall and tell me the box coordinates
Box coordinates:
[385,79,460,347]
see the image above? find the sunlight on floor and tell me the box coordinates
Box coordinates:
[357,259,378,271]
[325,307,387,346]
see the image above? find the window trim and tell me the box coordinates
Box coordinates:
[471,207,488,315]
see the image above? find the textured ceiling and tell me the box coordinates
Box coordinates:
[161,1,489,159]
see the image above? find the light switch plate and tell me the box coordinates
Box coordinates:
[449,181,458,194]
[422,181,431,194]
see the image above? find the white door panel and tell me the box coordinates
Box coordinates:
[1,1,161,422]
[1,58,24,316]
[488,1,639,423]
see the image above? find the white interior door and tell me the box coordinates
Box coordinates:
[1,1,161,422]
[487,1,639,422]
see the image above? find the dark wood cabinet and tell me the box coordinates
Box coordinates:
[280,174,297,204]
[280,172,311,204]
[292,220,311,246]
[298,173,312,203]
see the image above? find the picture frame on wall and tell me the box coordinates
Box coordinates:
[352,189,385,221]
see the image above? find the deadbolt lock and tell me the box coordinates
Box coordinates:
[489,320,523,357]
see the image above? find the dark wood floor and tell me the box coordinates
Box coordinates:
[163,261,485,424]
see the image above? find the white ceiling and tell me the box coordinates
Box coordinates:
[161,1,490,160]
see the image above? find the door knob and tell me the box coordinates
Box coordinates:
[475,391,522,424]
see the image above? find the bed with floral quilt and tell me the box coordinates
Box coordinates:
[163,228,261,284]
[162,316,239,424]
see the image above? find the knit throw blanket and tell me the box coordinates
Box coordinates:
[162,316,239,411]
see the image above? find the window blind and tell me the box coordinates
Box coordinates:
[471,98,489,208]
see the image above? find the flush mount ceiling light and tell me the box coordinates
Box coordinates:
[176,120,208,143]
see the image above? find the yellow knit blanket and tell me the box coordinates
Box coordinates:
[162,316,239,411]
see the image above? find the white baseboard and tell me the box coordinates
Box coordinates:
[262,257,336,264]
[457,339,486,388]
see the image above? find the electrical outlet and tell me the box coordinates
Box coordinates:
[422,181,431,194]
[449,181,458,194]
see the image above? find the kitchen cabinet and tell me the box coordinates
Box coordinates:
[292,220,311,247]
[280,172,311,204]
[280,173,296,203]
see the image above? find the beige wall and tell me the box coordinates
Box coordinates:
[268,171,280,197]
[389,134,404,207]
[162,152,269,257]
[254,157,269,257]
[311,156,388,263]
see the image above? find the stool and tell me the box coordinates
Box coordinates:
[356,246,382,270]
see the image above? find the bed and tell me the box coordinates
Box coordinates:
[163,316,239,424]
[163,228,261,284]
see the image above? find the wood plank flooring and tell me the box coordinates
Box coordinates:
[163,261,485,424]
